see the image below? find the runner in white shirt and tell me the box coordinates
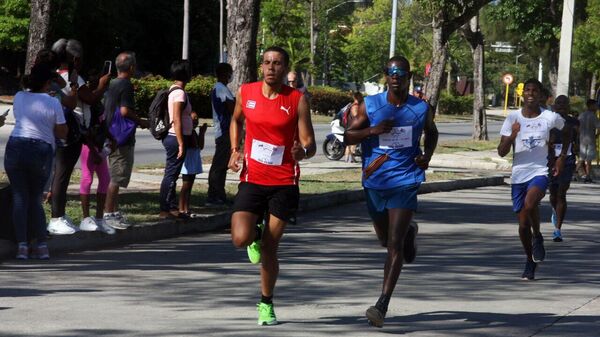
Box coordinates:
[497,78,571,281]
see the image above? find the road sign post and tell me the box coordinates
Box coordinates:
[502,73,514,114]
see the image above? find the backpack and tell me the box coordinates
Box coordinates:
[57,106,83,147]
[148,86,186,140]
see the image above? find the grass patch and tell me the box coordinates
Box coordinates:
[435,139,499,154]
[311,113,335,124]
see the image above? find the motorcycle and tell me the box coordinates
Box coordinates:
[322,117,361,161]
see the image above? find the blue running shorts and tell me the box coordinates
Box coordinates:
[364,183,420,220]
[511,175,549,213]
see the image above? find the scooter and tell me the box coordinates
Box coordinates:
[322,118,361,161]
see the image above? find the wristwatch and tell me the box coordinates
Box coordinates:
[303,147,309,158]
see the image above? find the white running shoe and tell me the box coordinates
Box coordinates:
[96,218,116,235]
[79,216,99,231]
[48,216,79,235]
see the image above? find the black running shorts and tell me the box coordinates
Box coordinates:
[232,182,299,223]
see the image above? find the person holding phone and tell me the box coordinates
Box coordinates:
[47,38,111,235]
[0,109,8,128]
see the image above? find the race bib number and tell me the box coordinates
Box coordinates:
[554,143,572,157]
[250,139,285,166]
[379,126,412,149]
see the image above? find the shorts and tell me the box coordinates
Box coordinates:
[550,164,575,187]
[511,175,548,213]
[364,183,420,220]
[232,182,300,223]
[181,147,203,176]
[109,144,135,188]
[579,143,597,161]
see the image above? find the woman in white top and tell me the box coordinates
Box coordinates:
[5,64,68,260]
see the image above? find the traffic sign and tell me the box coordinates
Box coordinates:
[502,73,514,85]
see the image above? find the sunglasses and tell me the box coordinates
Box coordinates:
[385,66,409,77]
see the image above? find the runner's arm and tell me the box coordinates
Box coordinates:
[293,95,316,160]
[344,101,393,145]
[228,88,245,171]
[498,121,520,157]
[415,106,438,169]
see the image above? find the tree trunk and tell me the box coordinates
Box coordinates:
[590,72,597,99]
[25,0,52,74]
[424,18,448,113]
[461,15,488,140]
[226,0,261,93]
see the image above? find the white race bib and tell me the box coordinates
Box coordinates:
[379,126,413,149]
[554,143,572,157]
[250,139,285,166]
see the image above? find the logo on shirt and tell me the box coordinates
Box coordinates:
[280,106,291,115]
[525,122,543,130]
[246,100,256,109]
[522,135,543,150]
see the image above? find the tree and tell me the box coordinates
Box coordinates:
[226,0,261,92]
[0,0,29,52]
[25,0,51,73]
[416,0,491,112]
[573,0,600,97]
[461,14,487,140]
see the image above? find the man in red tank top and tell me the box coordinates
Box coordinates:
[228,46,316,326]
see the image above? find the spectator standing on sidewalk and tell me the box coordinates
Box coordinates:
[344,91,363,163]
[6,64,68,259]
[47,38,110,235]
[228,46,316,326]
[498,78,571,281]
[287,70,311,101]
[159,60,193,220]
[207,63,234,206]
[577,99,600,183]
[179,112,207,217]
[344,56,438,328]
[548,95,578,242]
[103,52,149,229]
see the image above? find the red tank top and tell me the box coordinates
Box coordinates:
[239,81,303,185]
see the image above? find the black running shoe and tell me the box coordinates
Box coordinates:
[403,221,418,264]
[532,233,546,262]
[521,260,537,280]
[366,306,385,328]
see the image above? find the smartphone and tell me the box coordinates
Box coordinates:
[102,60,112,76]
[1,109,9,117]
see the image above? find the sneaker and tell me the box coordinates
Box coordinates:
[366,306,386,328]
[79,216,99,231]
[96,218,116,235]
[35,243,50,260]
[532,233,546,263]
[257,302,278,326]
[521,260,537,280]
[403,221,418,264]
[48,216,79,235]
[16,242,28,260]
[247,221,264,264]
[552,229,563,242]
[550,209,557,227]
[104,212,130,230]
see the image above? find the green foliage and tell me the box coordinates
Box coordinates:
[569,95,586,114]
[309,86,352,115]
[573,0,600,79]
[131,75,216,118]
[0,0,29,51]
[437,92,474,115]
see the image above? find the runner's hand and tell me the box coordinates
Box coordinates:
[291,141,306,161]
[228,150,243,172]
[369,119,394,136]
[553,155,565,177]
[414,153,431,170]
[510,121,520,139]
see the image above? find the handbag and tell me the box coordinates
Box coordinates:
[109,107,136,146]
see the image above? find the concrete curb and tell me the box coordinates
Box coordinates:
[0,175,505,260]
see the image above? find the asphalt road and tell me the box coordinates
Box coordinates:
[1,183,599,336]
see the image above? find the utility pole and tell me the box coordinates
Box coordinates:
[556,0,575,96]
[182,0,189,60]
[389,0,397,58]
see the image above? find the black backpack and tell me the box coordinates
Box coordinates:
[148,86,186,140]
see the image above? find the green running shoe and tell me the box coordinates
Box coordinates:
[247,221,264,264]
[257,302,278,326]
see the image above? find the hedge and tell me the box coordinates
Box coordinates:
[308,86,353,115]
[437,92,474,115]
[132,75,216,118]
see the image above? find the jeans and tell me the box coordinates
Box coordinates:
[4,137,53,243]
[208,135,230,201]
[159,135,185,212]
[51,141,82,217]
